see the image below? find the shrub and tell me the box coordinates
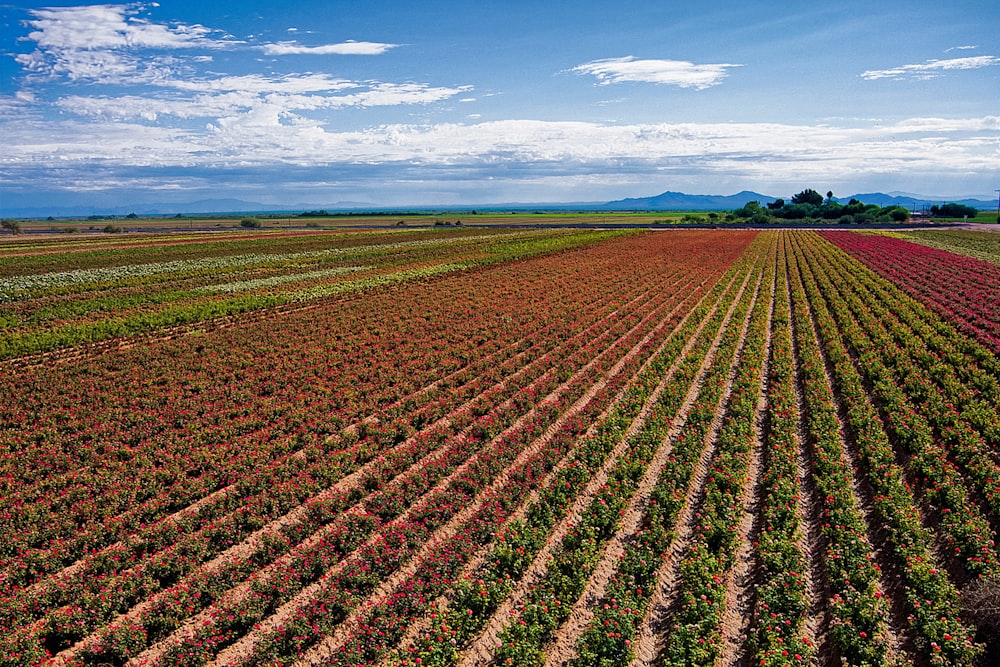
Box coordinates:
[240,217,262,228]
[1,219,22,234]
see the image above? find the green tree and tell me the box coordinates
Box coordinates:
[930,203,978,218]
[1,219,22,234]
[791,188,824,206]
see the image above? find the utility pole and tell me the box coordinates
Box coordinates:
[995,189,999,223]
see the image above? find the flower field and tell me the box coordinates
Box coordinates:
[3,227,1000,667]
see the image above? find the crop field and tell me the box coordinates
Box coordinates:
[3,227,1000,667]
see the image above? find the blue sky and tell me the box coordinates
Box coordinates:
[1,0,998,212]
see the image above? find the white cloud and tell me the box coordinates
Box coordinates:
[20,4,218,52]
[55,80,474,123]
[14,4,235,82]
[166,74,357,94]
[7,115,996,174]
[572,56,741,89]
[861,55,1000,80]
[4,115,998,204]
[946,45,978,52]
[262,40,398,56]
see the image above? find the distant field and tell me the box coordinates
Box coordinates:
[0,226,627,360]
[875,228,1000,265]
[5,228,1000,667]
[7,211,684,233]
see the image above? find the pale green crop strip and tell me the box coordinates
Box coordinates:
[194,266,373,294]
[0,232,541,300]
[283,263,470,301]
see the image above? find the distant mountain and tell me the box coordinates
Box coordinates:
[601,189,997,211]
[833,193,996,210]
[0,198,375,219]
[4,190,995,219]
[600,190,777,210]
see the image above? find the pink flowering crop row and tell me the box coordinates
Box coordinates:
[800,239,1000,579]
[790,232,981,665]
[1,231,759,667]
[820,231,1000,353]
[805,236,1000,529]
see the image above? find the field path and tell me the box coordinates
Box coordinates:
[713,253,776,667]
[456,264,758,667]
[198,261,718,667]
[788,232,909,665]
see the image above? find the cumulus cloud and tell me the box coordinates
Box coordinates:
[6,114,997,171]
[14,4,234,82]
[572,56,741,89]
[56,80,473,124]
[262,40,398,55]
[861,55,1000,80]
[3,114,998,205]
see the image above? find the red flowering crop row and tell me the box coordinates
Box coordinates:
[743,234,816,667]
[1,230,757,667]
[11,228,1000,667]
[786,235,894,666]
[382,234,764,665]
[789,232,982,665]
[798,238,1000,579]
[820,231,1000,354]
[127,248,712,667]
[649,233,773,667]
[222,238,756,667]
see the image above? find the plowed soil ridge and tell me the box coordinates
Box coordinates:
[714,252,776,667]
[625,261,766,667]
[457,265,758,667]
[788,232,909,665]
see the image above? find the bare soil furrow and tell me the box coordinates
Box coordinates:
[628,258,766,667]
[192,264,709,667]
[456,265,758,667]
[715,254,776,667]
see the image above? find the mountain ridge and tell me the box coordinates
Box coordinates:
[600,190,996,211]
[2,191,995,218]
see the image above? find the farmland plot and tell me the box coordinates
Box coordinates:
[3,228,1000,667]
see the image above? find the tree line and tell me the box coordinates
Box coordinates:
[732,188,982,225]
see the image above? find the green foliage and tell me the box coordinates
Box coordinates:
[240,217,262,228]
[1,219,22,234]
[732,190,910,224]
[791,188,824,206]
[929,202,979,218]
